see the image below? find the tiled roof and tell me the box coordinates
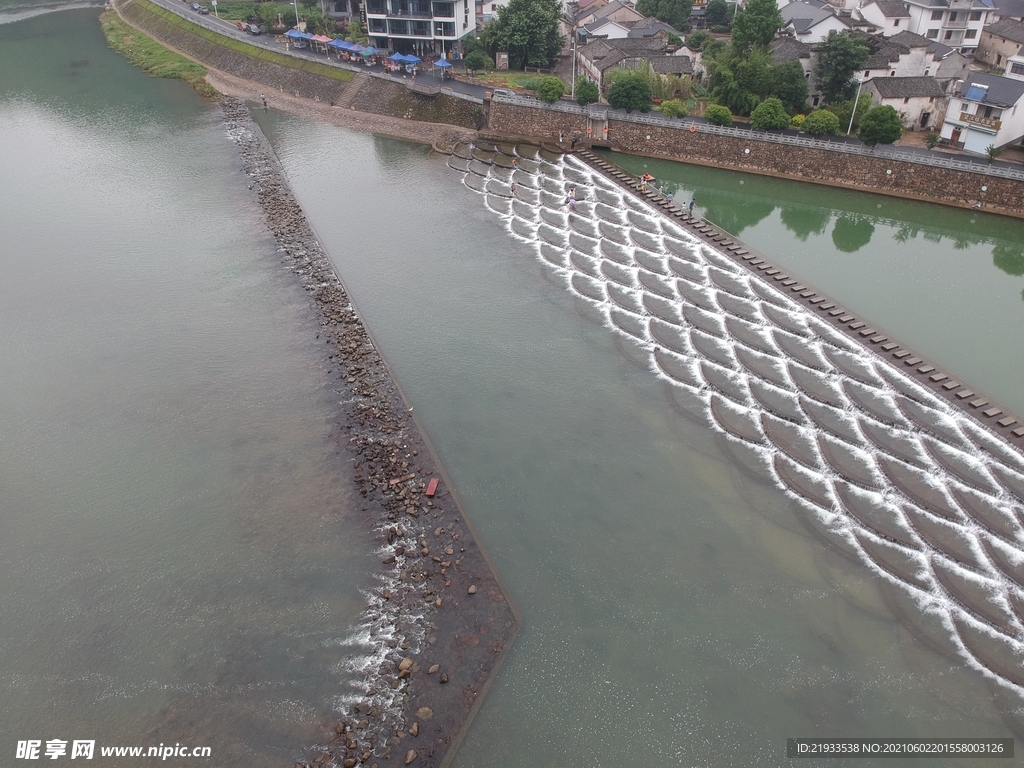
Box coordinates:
[984,18,1024,44]
[870,75,946,97]
[888,30,932,47]
[627,17,684,37]
[780,1,847,32]
[870,0,911,17]
[957,70,1024,106]
[650,55,693,73]
[770,37,814,61]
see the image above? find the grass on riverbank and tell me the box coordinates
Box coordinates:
[101,11,219,97]
[134,0,353,83]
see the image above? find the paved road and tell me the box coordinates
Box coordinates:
[147,0,491,98]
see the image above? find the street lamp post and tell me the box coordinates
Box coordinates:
[847,77,864,137]
[570,31,577,99]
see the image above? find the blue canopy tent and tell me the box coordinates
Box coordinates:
[433,56,452,80]
[403,54,421,64]
[284,28,312,48]
[386,52,405,62]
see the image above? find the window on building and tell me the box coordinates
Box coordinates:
[891,70,896,75]
[864,70,870,77]
[944,30,953,39]
[334,0,348,10]
[904,96,910,103]
[997,54,1003,65]
[965,29,976,38]
[893,18,900,25]
[1012,62,1024,75]
[812,96,820,107]
[926,28,938,38]
[969,10,981,20]
[931,9,943,20]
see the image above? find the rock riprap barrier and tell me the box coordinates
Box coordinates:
[221,99,519,768]
[449,140,1024,706]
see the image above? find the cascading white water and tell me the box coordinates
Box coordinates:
[449,141,1024,696]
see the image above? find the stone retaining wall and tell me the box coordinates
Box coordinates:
[348,77,478,130]
[487,103,1024,217]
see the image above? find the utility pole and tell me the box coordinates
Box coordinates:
[570,31,577,99]
[847,77,864,136]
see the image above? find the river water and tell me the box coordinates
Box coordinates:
[3,6,1024,766]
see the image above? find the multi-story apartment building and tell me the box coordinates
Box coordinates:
[365,0,476,56]
[858,0,993,55]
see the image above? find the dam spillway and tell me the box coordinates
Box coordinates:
[446,140,1024,697]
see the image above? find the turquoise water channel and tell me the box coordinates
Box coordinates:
[2,5,1023,765]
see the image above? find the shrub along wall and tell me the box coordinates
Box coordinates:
[487,103,1024,217]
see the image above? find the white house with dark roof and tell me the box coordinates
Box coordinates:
[976,18,1024,66]
[864,75,947,128]
[855,0,993,54]
[781,0,852,42]
[860,0,913,31]
[860,31,970,81]
[940,72,1024,152]
[584,18,633,37]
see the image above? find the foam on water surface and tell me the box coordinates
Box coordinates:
[448,143,1024,696]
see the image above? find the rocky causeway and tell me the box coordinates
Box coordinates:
[219,97,520,768]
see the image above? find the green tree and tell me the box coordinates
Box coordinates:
[858,104,903,147]
[704,103,732,125]
[636,0,693,32]
[487,0,565,70]
[771,60,808,112]
[464,50,491,72]
[257,2,278,24]
[750,96,789,129]
[815,30,868,104]
[705,47,761,115]
[802,108,840,136]
[829,92,871,135]
[536,76,565,103]
[986,143,1003,163]
[925,131,940,149]
[606,70,652,112]
[347,17,367,43]
[686,30,712,50]
[660,98,687,117]
[730,0,782,52]
[575,77,599,106]
[705,0,731,26]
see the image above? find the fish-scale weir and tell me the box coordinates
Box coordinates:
[445,140,1024,698]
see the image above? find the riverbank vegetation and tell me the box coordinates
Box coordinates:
[132,0,353,83]
[100,11,219,97]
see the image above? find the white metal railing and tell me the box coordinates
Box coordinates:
[491,94,1024,181]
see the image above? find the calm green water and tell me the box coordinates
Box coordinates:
[0,10,375,765]
[258,113,1023,766]
[610,154,1024,418]
[5,6,1024,766]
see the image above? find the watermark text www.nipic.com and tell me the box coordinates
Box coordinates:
[16,741,212,760]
